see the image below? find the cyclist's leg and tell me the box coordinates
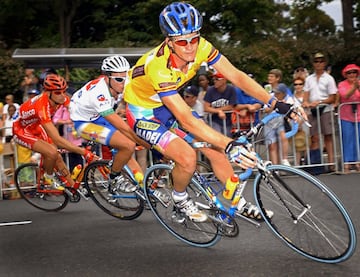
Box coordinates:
[14,125,72,189]
[199,147,232,184]
[196,136,272,220]
[109,131,136,172]
[163,137,197,192]
[75,119,138,191]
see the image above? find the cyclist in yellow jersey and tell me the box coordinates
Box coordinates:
[125,2,291,222]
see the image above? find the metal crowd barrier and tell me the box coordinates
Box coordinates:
[206,106,341,173]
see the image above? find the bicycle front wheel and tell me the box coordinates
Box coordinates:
[143,163,221,248]
[83,160,144,220]
[254,165,356,263]
[14,163,69,212]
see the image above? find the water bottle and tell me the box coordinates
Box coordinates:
[133,169,144,188]
[223,175,239,200]
[71,164,82,180]
[71,127,78,138]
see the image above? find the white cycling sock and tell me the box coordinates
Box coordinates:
[172,191,188,202]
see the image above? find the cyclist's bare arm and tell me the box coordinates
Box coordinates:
[163,94,256,168]
[42,122,87,156]
[104,113,150,149]
[212,56,273,106]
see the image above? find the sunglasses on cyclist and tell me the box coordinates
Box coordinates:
[108,76,126,83]
[172,34,200,47]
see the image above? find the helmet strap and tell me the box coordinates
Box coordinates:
[107,77,122,96]
[49,92,62,105]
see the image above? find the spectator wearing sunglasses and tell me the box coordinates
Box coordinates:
[302,52,337,173]
[338,64,360,173]
[124,2,283,222]
[13,74,95,191]
[70,55,147,193]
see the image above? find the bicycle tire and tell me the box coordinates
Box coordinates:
[254,164,357,263]
[143,163,222,247]
[14,163,69,212]
[83,160,144,220]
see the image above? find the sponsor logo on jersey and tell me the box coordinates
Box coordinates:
[136,120,160,130]
[97,94,106,101]
[136,129,161,145]
[132,65,145,78]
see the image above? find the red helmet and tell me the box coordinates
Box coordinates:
[43,74,67,91]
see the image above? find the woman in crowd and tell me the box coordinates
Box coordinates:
[338,64,360,173]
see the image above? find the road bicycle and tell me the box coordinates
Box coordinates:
[82,159,145,220]
[142,109,357,264]
[14,142,144,220]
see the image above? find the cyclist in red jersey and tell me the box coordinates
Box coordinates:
[13,74,95,190]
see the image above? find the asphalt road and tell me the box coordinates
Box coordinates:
[0,172,359,277]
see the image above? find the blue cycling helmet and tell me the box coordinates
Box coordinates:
[159,2,203,37]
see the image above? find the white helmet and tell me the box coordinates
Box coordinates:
[101,55,130,73]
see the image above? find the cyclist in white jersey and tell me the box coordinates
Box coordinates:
[70,55,148,192]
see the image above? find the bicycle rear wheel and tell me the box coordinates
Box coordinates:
[254,165,356,263]
[83,160,144,220]
[14,163,69,212]
[143,163,221,247]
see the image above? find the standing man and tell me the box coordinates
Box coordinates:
[303,52,337,172]
[203,73,237,137]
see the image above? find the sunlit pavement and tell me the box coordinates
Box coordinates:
[0,173,359,277]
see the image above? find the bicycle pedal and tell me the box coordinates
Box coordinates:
[153,189,171,207]
[171,210,186,224]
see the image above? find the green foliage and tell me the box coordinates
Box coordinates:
[0,52,23,101]
[0,0,359,93]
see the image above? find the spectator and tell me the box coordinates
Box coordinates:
[197,73,211,121]
[292,76,309,165]
[183,85,204,118]
[303,52,337,173]
[265,68,292,96]
[203,72,237,137]
[292,66,309,81]
[338,64,360,173]
[3,104,17,143]
[2,94,20,121]
[231,86,262,135]
[20,68,39,103]
[263,83,294,165]
[0,101,3,117]
[197,73,211,102]
[27,88,41,99]
[0,101,3,137]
